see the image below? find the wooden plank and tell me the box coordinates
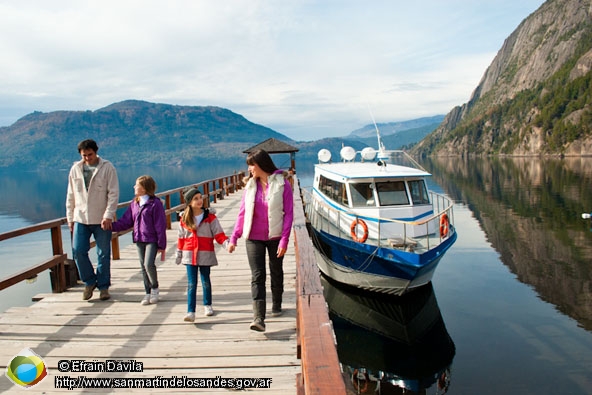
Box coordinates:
[0,339,297,358]
[297,295,344,395]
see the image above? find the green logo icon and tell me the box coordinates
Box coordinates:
[5,348,48,388]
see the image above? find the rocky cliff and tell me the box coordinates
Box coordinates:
[414,0,592,157]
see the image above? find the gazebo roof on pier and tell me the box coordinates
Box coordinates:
[243,138,299,154]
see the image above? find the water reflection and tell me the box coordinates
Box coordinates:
[321,275,455,394]
[0,161,245,224]
[423,157,592,331]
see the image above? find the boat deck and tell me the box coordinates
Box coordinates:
[0,191,300,393]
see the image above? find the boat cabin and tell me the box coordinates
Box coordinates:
[313,161,437,239]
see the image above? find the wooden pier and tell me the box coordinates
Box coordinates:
[0,177,347,394]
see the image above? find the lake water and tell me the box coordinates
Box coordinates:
[1,156,592,394]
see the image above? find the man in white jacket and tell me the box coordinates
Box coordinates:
[66,139,119,301]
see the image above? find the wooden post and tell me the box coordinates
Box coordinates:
[211,180,218,204]
[203,183,210,208]
[50,225,67,293]
[165,195,172,229]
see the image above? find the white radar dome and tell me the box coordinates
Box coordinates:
[361,147,377,161]
[317,149,332,163]
[340,146,356,162]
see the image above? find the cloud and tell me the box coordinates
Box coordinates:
[0,0,545,140]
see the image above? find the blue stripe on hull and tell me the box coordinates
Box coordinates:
[311,227,456,283]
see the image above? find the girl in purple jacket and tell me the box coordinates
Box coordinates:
[112,175,167,305]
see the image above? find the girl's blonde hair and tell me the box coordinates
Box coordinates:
[135,175,157,202]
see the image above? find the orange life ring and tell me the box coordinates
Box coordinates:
[352,369,369,393]
[350,219,369,243]
[440,214,449,238]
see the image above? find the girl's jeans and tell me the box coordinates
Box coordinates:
[186,265,212,313]
[136,242,159,294]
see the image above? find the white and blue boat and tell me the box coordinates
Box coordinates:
[305,142,457,295]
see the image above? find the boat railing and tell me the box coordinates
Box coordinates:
[303,189,455,252]
[387,149,428,172]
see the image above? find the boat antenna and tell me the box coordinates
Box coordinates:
[367,105,388,161]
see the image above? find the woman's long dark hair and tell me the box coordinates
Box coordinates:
[243,149,278,185]
[246,149,278,177]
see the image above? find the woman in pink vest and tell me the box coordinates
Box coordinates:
[228,149,294,332]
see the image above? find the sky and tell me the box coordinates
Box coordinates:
[0,0,546,141]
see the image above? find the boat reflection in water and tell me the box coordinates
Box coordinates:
[321,275,455,394]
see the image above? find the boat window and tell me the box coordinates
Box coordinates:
[376,181,409,206]
[408,179,430,205]
[350,183,374,207]
[319,175,348,206]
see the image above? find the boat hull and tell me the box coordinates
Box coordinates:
[311,226,456,295]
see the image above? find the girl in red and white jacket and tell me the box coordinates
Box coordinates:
[176,188,228,322]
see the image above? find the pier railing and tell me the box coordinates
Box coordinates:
[0,171,245,293]
[292,180,348,394]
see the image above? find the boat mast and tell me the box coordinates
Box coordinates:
[368,106,388,161]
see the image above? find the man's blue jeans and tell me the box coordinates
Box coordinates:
[186,265,212,313]
[72,223,112,290]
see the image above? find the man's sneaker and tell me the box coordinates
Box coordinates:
[82,284,96,301]
[249,318,266,332]
[184,313,195,322]
[99,289,110,301]
[204,305,214,316]
[149,288,159,304]
[270,309,282,317]
[141,294,151,305]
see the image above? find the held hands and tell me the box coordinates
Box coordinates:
[227,243,236,253]
[101,218,113,230]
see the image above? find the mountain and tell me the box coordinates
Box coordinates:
[0,100,294,169]
[413,0,592,157]
[358,122,442,150]
[348,115,444,139]
[0,99,440,170]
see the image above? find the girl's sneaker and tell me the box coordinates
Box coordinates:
[184,313,195,322]
[149,288,159,304]
[140,294,151,305]
[204,305,214,316]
